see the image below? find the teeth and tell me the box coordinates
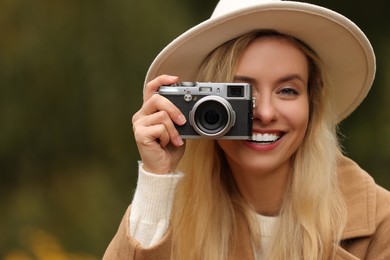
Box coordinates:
[251,133,281,142]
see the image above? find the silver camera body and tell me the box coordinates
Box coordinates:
[158,82,253,139]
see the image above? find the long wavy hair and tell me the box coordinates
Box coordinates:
[170,30,346,260]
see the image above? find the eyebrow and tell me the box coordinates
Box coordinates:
[233,75,256,84]
[233,74,307,86]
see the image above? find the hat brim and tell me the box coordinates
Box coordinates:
[145,1,375,122]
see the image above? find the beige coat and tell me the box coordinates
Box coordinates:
[104,156,390,259]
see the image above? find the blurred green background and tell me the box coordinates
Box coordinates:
[0,0,389,259]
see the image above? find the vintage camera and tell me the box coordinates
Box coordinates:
[158,82,253,139]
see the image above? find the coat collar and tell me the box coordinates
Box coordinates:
[337,155,377,240]
[229,155,379,260]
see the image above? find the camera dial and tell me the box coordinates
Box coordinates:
[184,91,193,102]
[180,82,196,87]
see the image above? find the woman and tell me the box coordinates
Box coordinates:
[104,1,390,259]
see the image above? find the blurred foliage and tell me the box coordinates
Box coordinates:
[4,228,97,260]
[0,0,388,258]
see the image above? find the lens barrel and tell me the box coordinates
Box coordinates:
[190,95,235,138]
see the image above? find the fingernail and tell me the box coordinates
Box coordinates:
[177,114,186,125]
[177,136,184,146]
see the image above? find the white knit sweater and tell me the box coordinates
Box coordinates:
[130,163,277,258]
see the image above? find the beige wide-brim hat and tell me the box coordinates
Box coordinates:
[145,0,376,122]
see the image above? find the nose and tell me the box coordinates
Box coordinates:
[253,94,277,125]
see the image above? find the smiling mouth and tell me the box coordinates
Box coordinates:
[251,133,283,143]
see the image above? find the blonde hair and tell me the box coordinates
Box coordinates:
[170,30,346,260]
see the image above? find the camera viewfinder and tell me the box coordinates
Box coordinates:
[227,85,244,97]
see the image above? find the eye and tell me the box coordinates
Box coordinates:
[278,87,299,96]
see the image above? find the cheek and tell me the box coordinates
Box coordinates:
[279,100,309,131]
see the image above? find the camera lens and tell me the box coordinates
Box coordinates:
[204,110,220,126]
[196,101,227,132]
[190,96,235,138]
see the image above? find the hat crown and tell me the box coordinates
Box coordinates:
[212,0,281,18]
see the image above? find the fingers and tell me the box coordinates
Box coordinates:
[135,94,186,125]
[144,74,179,102]
[133,75,185,173]
[133,90,186,147]
[133,109,184,147]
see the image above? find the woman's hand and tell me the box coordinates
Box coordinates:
[132,75,186,174]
